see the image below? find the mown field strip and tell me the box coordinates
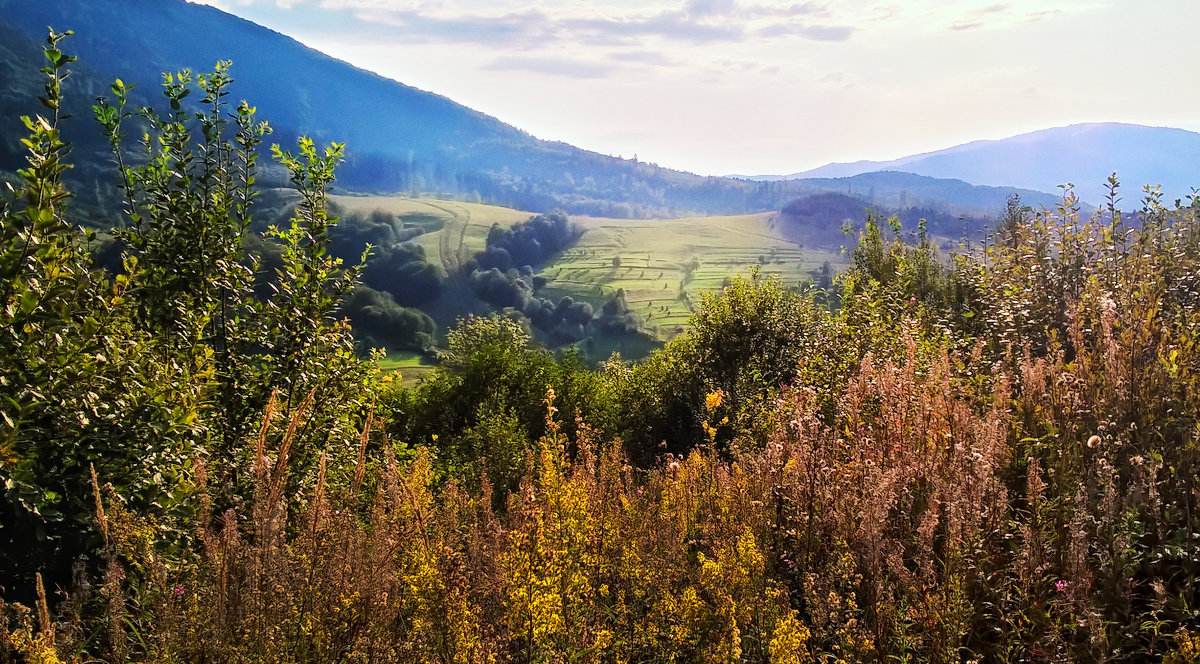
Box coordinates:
[328,195,534,274]
[327,197,847,341]
[540,212,846,338]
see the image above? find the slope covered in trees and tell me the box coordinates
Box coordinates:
[0,0,1064,222]
[5,33,1200,664]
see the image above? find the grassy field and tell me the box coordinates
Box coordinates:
[329,195,533,275]
[326,196,848,354]
[539,212,846,337]
[376,350,438,386]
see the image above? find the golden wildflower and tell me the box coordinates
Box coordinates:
[769,611,813,664]
[705,389,724,412]
[1164,629,1200,664]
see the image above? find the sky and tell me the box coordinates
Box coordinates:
[190,0,1200,177]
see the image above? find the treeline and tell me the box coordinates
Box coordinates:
[463,211,598,344]
[7,37,1200,663]
[778,192,990,249]
[326,207,441,352]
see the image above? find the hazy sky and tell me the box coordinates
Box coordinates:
[192,0,1199,176]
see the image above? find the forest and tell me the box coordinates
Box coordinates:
[5,32,1200,663]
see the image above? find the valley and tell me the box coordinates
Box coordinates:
[328,195,849,382]
[539,212,842,336]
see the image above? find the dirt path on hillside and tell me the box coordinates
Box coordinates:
[425,201,471,276]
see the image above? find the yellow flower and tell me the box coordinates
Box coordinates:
[769,611,813,664]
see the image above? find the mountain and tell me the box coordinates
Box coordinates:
[0,0,521,185]
[744,123,1200,206]
[0,0,737,217]
[0,0,1071,222]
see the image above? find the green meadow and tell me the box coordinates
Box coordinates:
[329,195,532,275]
[328,197,846,345]
[539,212,846,337]
[375,350,438,386]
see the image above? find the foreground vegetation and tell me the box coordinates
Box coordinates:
[5,34,1200,663]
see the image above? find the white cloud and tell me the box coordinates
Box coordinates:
[484,55,616,78]
[685,0,737,18]
[608,50,677,66]
[758,22,853,40]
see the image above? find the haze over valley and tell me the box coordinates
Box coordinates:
[3,0,1197,218]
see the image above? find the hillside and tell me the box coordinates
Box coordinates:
[752,123,1200,206]
[1,0,1069,221]
[786,171,1066,216]
[539,210,844,340]
[0,0,524,183]
[0,0,758,217]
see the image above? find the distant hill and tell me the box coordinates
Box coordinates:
[0,0,522,187]
[744,123,1200,206]
[774,193,874,248]
[0,0,743,217]
[787,171,1066,216]
[773,190,1002,251]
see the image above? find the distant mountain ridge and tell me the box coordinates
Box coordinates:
[784,171,1066,216]
[0,0,531,180]
[739,123,1200,206]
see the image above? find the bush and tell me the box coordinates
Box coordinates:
[612,270,831,459]
[2,34,374,597]
[343,285,436,351]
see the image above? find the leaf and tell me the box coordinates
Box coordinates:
[19,288,38,315]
